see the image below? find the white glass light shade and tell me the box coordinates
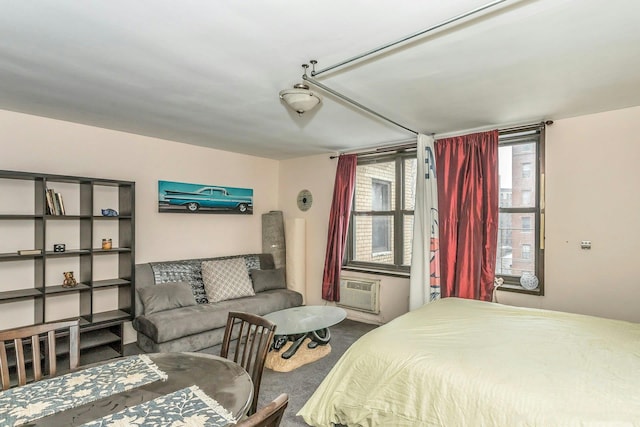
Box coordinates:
[279,84,322,115]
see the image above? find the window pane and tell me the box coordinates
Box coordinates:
[403,214,413,265]
[404,158,416,210]
[499,143,536,208]
[352,215,394,264]
[372,179,390,211]
[354,161,396,211]
[496,212,535,276]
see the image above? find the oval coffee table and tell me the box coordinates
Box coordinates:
[263,305,346,359]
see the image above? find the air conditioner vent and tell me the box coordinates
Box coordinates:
[337,277,380,314]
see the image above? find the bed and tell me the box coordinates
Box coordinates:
[298,298,640,426]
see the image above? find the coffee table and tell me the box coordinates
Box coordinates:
[263,305,346,359]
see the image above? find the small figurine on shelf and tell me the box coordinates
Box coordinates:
[62,271,78,288]
[102,238,112,250]
[101,208,119,217]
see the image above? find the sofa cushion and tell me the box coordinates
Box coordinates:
[137,281,196,315]
[251,268,287,292]
[133,289,303,344]
[150,261,208,304]
[202,258,255,303]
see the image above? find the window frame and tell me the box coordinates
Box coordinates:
[496,128,545,295]
[344,151,416,274]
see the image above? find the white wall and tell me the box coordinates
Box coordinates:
[282,106,640,324]
[0,110,279,260]
[0,109,280,340]
[278,154,410,325]
[497,105,640,323]
[3,104,639,334]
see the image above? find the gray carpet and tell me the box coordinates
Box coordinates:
[126,319,377,426]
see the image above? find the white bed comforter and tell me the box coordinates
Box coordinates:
[298,298,640,426]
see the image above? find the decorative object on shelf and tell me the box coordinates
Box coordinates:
[62,271,78,288]
[520,272,539,290]
[101,208,119,217]
[45,188,66,215]
[17,249,42,255]
[102,238,113,250]
[297,189,313,211]
[158,180,253,215]
[53,243,66,253]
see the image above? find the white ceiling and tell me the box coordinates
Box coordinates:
[1,0,639,160]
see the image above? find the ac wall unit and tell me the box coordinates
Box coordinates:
[337,277,380,314]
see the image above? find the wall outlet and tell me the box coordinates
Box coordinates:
[580,240,592,249]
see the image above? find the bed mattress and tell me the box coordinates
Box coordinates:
[298,298,640,426]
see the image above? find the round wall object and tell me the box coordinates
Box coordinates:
[297,189,313,211]
[520,272,539,290]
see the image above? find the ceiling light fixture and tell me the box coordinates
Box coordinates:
[279,63,322,116]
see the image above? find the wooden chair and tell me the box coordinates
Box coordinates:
[236,393,289,427]
[221,312,277,415]
[0,319,80,390]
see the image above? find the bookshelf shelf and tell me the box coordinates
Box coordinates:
[0,169,135,362]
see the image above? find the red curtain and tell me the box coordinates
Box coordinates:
[322,154,358,301]
[435,130,499,301]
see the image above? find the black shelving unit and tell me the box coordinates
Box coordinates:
[0,170,135,362]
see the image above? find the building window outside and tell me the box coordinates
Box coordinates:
[496,127,545,294]
[345,152,416,272]
[372,179,391,254]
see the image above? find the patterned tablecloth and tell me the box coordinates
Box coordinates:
[82,385,234,427]
[0,354,234,427]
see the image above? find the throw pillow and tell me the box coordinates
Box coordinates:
[250,268,287,293]
[138,282,197,315]
[202,258,255,303]
[150,261,208,304]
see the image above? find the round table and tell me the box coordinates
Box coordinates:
[264,305,346,359]
[29,352,253,426]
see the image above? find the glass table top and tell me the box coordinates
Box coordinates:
[263,305,346,336]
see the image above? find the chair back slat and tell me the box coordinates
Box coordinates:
[235,393,289,427]
[31,335,42,382]
[220,312,276,416]
[0,343,10,390]
[14,338,27,387]
[0,319,81,391]
[68,324,79,370]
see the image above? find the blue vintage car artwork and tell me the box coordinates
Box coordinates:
[158,180,253,214]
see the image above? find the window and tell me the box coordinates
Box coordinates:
[344,126,545,290]
[371,179,391,254]
[345,152,416,272]
[496,127,545,294]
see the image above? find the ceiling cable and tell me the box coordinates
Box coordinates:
[311,0,510,77]
[303,73,418,135]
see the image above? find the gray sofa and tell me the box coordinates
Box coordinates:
[133,253,303,353]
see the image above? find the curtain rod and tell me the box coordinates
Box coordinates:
[329,120,552,159]
[312,0,510,77]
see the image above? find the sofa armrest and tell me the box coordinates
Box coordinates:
[135,263,156,317]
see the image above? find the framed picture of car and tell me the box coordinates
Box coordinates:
[158,180,254,214]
